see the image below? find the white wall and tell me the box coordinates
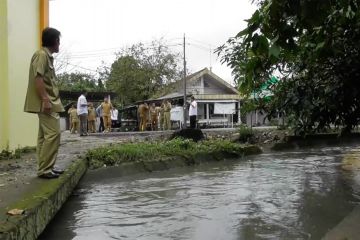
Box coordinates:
[6,0,39,149]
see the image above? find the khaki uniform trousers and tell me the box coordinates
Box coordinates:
[37,113,61,176]
[70,120,79,133]
[139,114,148,131]
[151,115,158,131]
[103,115,111,132]
[163,111,171,130]
[159,113,164,130]
[88,120,96,133]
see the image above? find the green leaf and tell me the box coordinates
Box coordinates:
[268,44,280,58]
[315,42,325,51]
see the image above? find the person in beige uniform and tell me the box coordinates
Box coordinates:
[68,104,79,134]
[138,103,149,131]
[159,101,165,130]
[24,27,64,179]
[149,103,158,131]
[87,103,97,133]
[163,100,172,130]
[101,97,112,132]
[155,104,162,130]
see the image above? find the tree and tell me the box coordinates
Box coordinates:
[57,72,105,92]
[217,0,360,135]
[106,40,183,105]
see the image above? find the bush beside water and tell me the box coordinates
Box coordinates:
[86,138,261,169]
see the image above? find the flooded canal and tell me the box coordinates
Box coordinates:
[39,145,360,240]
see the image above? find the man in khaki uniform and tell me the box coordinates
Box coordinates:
[155,104,162,130]
[138,103,149,131]
[24,28,64,179]
[87,103,97,133]
[149,103,158,131]
[101,97,112,132]
[68,104,79,134]
[159,101,165,130]
[163,100,172,130]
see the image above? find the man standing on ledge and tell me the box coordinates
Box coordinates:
[24,27,65,179]
[189,96,197,128]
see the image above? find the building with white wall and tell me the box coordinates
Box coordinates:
[0,0,49,150]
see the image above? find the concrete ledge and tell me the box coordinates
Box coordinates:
[0,159,87,240]
[322,205,360,240]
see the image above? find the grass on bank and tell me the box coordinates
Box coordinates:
[0,146,36,160]
[86,138,260,169]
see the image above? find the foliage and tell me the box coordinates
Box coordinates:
[86,138,255,169]
[238,124,254,142]
[217,0,360,135]
[0,146,36,160]
[105,39,183,105]
[57,72,105,92]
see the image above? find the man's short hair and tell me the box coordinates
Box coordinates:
[42,27,61,48]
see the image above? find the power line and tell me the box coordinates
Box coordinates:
[56,59,100,73]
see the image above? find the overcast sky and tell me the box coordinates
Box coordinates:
[50,0,256,84]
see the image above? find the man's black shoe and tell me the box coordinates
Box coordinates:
[38,171,59,179]
[52,167,65,174]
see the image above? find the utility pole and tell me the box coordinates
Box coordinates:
[183,34,187,129]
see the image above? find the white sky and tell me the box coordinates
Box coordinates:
[50,0,256,84]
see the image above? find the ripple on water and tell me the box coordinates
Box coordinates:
[39,144,360,240]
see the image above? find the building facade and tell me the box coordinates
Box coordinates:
[0,0,49,150]
[158,68,241,128]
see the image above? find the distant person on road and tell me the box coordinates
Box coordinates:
[138,103,149,131]
[159,101,165,130]
[155,104,162,130]
[189,96,197,128]
[150,103,158,131]
[111,105,119,129]
[96,104,105,132]
[68,104,79,134]
[77,90,89,136]
[163,99,172,130]
[101,97,112,132]
[24,27,65,179]
[87,102,96,133]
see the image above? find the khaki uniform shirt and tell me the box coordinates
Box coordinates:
[68,108,79,122]
[150,106,157,117]
[138,104,149,118]
[164,102,172,112]
[88,107,97,121]
[101,102,112,117]
[24,47,64,113]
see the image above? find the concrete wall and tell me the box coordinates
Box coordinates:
[0,0,40,150]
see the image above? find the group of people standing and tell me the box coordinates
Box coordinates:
[22,27,197,179]
[137,96,197,131]
[138,99,172,131]
[68,93,118,136]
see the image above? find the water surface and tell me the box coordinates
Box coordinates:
[40,145,360,240]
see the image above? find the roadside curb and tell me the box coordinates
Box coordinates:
[0,158,87,240]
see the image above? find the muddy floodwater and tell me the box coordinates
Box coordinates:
[39,144,360,240]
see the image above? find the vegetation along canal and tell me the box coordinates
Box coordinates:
[39,144,360,240]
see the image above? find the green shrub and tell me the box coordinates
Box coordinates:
[0,146,36,160]
[238,124,254,142]
[85,138,257,169]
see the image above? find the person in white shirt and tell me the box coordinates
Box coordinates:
[77,91,89,136]
[189,96,197,128]
[111,106,119,129]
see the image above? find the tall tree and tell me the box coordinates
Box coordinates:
[106,40,183,105]
[217,0,360,135]
[57,72,105,92]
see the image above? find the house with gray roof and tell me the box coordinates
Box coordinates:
[157,68,242,127]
